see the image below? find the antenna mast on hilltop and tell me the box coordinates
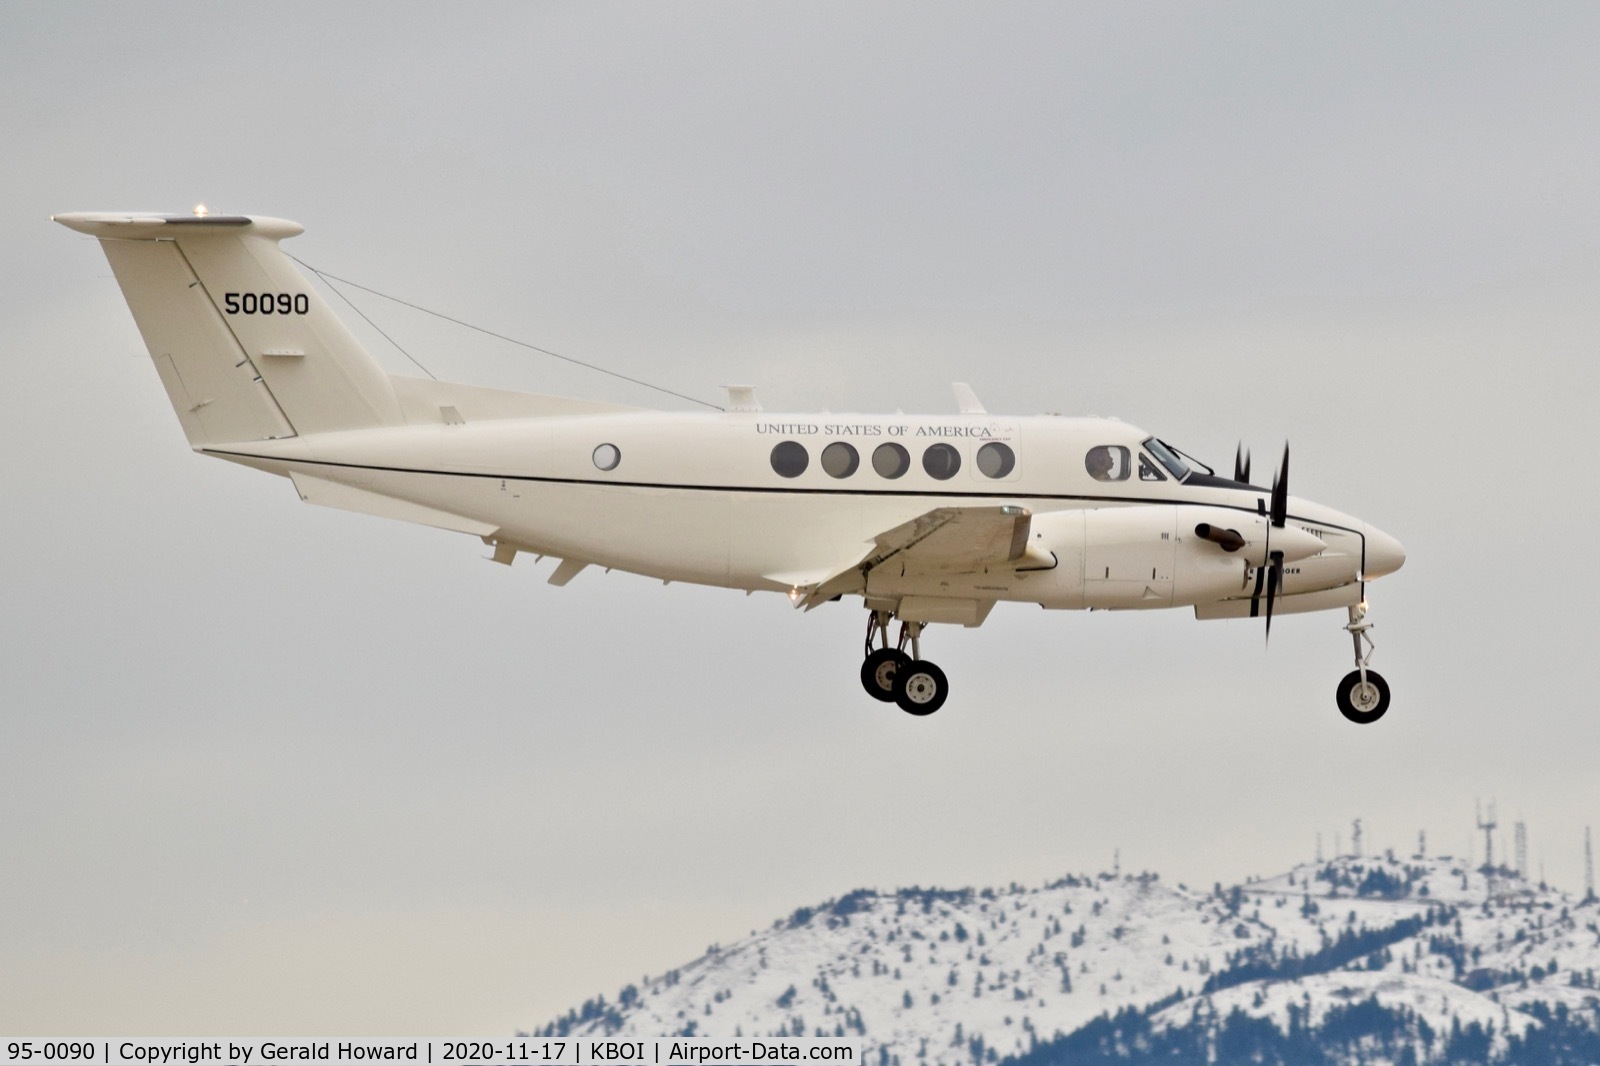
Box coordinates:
[1316,832,1323,863]
[1515,820,1528,880]
[1417,829,1427,859]
[1352,819,1363,859]
[1477,800,1498,873]
[1586,826,1595,903]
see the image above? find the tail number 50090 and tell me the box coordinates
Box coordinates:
[225,292,309,315]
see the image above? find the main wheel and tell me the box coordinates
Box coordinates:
[861,648,910,702]
[1336,669,1390,724]
[894,660,949,716]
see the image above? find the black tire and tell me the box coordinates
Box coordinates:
[894,660,949,716]
[861,648,910,702]
[1336,669,1390,724]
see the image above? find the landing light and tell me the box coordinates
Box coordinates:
[788,587,801,604]
[193,203,209,217]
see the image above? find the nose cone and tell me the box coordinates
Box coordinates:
[1363,524,1406,579]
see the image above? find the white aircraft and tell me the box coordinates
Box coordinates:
[55,209,1404,720]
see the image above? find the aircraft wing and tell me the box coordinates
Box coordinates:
[872,505,1032,572]
[797,505,1032,608]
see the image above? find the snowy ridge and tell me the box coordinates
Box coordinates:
[531,856,1600,1064]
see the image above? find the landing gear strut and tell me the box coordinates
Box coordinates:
[859,610,949,716]
[1335,603,1389,724]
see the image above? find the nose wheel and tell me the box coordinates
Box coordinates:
[1335,603,1389,723]
[860,611,949,715]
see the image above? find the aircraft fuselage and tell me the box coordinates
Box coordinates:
[208,410,1399,621]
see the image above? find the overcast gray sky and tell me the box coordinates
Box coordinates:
[5,0,1600,1037]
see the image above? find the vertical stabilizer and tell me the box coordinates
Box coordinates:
[55,212,402,446]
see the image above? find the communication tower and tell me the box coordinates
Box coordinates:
[1352,818,1363,859]
[1515,821,1528,880]
[1316,832,1323,863]
[1417,829,1427,859]
[1477,800,1498,873]
[1587,826,1595,903]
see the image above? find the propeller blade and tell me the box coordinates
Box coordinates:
[1269,443,1289,528]
[1265,550,1283,641]
[1234,443,1251,484]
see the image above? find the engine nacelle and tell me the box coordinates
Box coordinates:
[1025,505,1309,610]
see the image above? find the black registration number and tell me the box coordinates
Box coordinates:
[224,292,309,315]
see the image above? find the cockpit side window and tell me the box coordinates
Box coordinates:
[1085,445,1131,482]
[1143,437,1191,481]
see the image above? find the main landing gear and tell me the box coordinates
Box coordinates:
[860,610,949,716]
[1335,603,1389,724]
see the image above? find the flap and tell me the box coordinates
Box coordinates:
[872,505,1031,573]
[796,505,1031,609]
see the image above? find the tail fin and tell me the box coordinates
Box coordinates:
[54,212,401,446]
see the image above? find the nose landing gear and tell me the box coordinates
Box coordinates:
[859,610,949,716]
[1335,603,1389,724]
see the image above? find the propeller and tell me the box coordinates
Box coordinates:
[1234,443,1252,485]
[1264,443,1289,640]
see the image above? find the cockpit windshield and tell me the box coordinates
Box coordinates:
[1143,438,1191,481]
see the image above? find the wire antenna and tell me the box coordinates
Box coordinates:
[289,255,723,411]
[301,258,437,380]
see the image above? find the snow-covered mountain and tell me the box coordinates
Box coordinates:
[530,855,1600,1064]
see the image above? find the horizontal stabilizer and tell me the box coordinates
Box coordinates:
[289,473,496,537]
[53,212,302,239]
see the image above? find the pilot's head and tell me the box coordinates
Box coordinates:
[1086,446,1113,480]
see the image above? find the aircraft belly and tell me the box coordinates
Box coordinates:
[495,481,733,584]
[729,492,868,590]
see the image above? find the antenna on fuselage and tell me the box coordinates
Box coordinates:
[952,383,986,414]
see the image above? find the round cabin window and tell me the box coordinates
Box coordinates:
[821,441,860,479]
[770,440,809,478]
[872,442,910,479]
[976,441,1015,479]
[922,443,961,480]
